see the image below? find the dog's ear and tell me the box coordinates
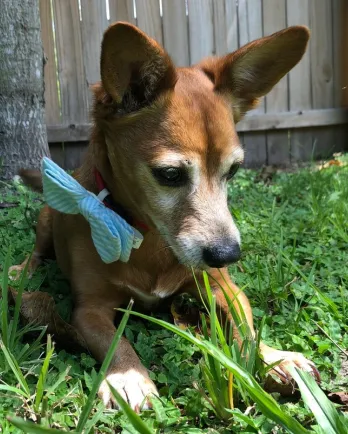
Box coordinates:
[198,26,310,121]
[100,22,177,111]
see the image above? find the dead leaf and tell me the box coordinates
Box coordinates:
[327,391,348,409]
[170,299,201,333]
[264,374,299,397]
[318,159,345,170]
[7,287,88,352]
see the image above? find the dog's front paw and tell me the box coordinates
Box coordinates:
[261,345,320,385]
[98,368,158,412]
[8,255,39,281]
[8,264,30,281]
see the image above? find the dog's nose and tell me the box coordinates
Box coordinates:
[202,242,241,268]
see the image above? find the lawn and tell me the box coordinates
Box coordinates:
[0,155,347,433]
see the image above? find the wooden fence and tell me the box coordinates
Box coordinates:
[40,0,348,169]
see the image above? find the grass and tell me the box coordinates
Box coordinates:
[0,154,347,432]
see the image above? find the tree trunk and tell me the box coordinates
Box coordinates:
[0,0,50,180]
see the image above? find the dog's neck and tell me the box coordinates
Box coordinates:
[76,134,154,234]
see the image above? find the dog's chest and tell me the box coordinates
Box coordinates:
[111,262,190,305]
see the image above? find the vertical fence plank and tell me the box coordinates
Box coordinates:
[80,0,109,110]
[188,0,214,64]
[342,1,348,107]
[53,0,88,125]
[310,1,334,108]
[135,0,163,45]
[212,0,227,55]
[287,0,313,162]
[40,0,60,125]
[331,0,348,152]
[263,0,289,166]
[225,0,238,53]
[310,0,335,158]
[162,0,189,66]
[109,0,136,24]
[332,0,345,108]
[238,0,267,167]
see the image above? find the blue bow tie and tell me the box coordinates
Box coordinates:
[41,157,143,264]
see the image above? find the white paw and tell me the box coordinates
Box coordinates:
[98,368,158,411]
[8,264,28,281]
[262,348,320,383]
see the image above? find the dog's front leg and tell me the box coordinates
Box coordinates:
[72,305,158,411]
[191,268,320,384]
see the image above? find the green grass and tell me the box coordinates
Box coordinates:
[0,155,347,432]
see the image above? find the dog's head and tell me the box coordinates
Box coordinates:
[93,22,309,269]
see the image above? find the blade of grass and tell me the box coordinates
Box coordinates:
[10,251,32,348]
[82,402,105,434]
[289,367,348,434]
[191,268,209,314]
[46,366,71,395]
[76,299,134,433]
[282,254,339,317]
[108,382,155,434]
[0,337,30,397]
[34,335,55,413]
[209,295,223,390]
[312,320,348,357]
[8,417,77,434]
[1,249,12,346]
[0,384,29,398]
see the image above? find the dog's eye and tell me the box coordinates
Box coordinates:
[152,167,185,186]
[226,163,240,180]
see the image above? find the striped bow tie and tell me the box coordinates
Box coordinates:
[41,157,143,264]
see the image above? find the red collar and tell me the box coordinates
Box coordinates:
[94,169,149,233]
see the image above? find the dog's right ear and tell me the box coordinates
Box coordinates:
[100,22,177,111]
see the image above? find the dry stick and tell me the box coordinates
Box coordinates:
[312,320,348,358]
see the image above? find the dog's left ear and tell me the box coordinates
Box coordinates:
[100,22,177,110]
[198,26,310,121]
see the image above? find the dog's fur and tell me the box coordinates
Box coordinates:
[11,22,319,410]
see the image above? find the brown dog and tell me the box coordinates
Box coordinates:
[11,22,319,410]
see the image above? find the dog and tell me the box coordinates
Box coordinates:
[11,22,319,411]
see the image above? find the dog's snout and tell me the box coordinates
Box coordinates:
[203,241,241,268]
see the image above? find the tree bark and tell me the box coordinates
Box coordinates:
[0,0,50,180]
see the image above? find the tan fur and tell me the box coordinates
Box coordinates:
[11,23,319,410]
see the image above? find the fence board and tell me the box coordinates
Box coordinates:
[343,1,348,107]
[263,0,289,166]
[50,142,87,170]
[109,0,136,24]
[188,0,214,64]
[53,0,88,125]
[135,0,163,45]
[332,0,348,153]
[46,108,348,143]
[287,0,313,162]
[40,0,60,125]
[310,0,336,159]
[212,0,227,56]
[162,0,189,66]
[238,0,267,167]
[225,0,238,53]
[80,0,108,110]
[332,0,345,107]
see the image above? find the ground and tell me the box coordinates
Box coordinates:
[0,155,347,433]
